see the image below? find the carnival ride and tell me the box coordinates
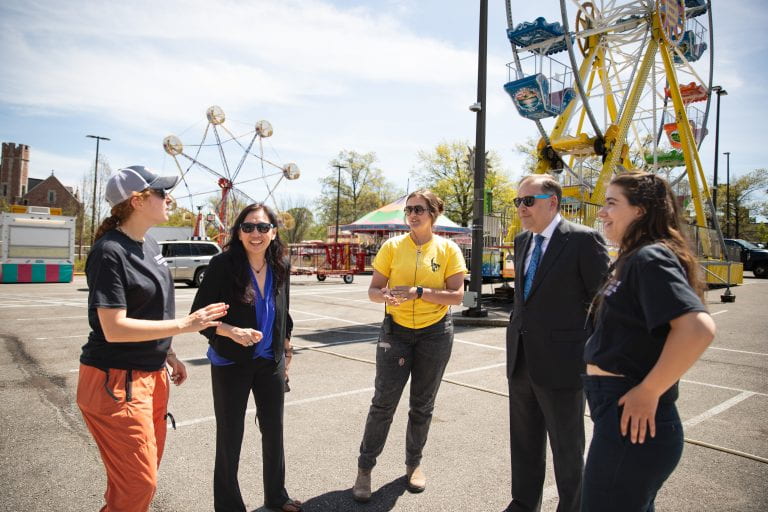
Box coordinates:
[502,0,738,285]
[162,106,300,244]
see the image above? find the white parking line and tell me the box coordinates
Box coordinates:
[15,315,88,321]
[708,346,768,357]
[683,391,755,428]
[681,379,768,398]
[291,308,505,352]
[711,310,728,316]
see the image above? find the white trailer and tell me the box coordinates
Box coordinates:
[0,206,76,283]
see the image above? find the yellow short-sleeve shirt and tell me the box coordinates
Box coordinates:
[373,233,467,329]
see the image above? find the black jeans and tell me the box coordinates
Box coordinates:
[211,357,289,512]
[358,314,454,470]
[582,376,684,512]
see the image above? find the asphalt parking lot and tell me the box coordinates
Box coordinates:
[1,274,767,511]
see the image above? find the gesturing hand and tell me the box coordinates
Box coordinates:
[228,327,263,347]
[618,383,660,444]
[381,287,405,307]
[182,303,228,333]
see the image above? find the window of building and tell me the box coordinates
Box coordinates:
[1,183,7,197]
[48,190,57,204]
[21,185,26,196]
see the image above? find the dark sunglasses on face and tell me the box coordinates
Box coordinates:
[240,222,274,234]
[404,205,428,215]
[513,194,553,208]
[151,189,168,199]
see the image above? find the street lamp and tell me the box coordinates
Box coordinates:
[332,163,347,245]
[711,86,727,213]
[724,151,731,238]
[86,134,110,245]
[463,0,489,318]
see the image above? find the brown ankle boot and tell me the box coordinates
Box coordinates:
[352,467,372,502]
[405,465,426,493]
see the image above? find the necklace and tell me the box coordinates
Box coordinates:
[250,260,267,274]
[116,225,144,243]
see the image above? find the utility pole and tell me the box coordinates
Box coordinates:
[333,164,347,245]
[711,86,727,213]
[463,0,488,317]
[724,151,731,238]
[86,134,110,245]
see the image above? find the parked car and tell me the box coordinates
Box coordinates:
[158,240,221,287]
[723,239,768,278]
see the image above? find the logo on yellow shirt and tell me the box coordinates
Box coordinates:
[430,258,440,272]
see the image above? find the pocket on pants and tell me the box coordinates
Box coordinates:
[590,397,624,444]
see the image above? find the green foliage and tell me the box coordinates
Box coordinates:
[160,206,195,227]
[412,140,516,226]
[713,168,768,239]
[315,150,402,228]
[282,206,315,244]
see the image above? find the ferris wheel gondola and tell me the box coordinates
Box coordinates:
[503,1,730,278]
[162,106,300,243]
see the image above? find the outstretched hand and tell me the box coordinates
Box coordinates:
[181,303,228,333]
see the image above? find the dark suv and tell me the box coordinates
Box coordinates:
[724,239,768,278]
[158,240,221,287]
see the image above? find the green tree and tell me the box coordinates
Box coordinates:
[413,140,516,226]
[714,168,768,239]
[316,150,401,230]
[277,194,317,243]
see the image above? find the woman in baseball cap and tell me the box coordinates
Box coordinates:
[77,165,228,512]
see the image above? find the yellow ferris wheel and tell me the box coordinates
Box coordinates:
[502,0,731,277]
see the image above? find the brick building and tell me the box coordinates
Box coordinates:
[1,142,30,204]
[1,142,82,214]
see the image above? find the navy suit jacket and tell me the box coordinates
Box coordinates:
[507,218,609,389]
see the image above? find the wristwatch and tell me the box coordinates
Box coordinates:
[416,286,424,299]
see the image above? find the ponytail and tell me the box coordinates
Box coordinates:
[93,189,151,242]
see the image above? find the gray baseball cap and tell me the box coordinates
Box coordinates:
[105,165,180,207]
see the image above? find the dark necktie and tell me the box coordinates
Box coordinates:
[523,234,545,300]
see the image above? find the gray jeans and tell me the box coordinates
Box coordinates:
[358,314,454,469]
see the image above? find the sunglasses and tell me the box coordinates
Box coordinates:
[151,189,168,199]
[240,222,275,234]
[513,194,553,208]
[404,205,428,215]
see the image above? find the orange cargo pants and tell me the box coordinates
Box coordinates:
[77,364,169,512]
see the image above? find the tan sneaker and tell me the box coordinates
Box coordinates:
[352,467,372,502]
[405,465,426,493]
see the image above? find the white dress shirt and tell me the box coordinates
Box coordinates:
[524,213,562,274]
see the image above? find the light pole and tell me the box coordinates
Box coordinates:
[333,164,346,245]
[86,134,110,245]
[711,86,727,213]
[463,0,488,317]
[724,151,731,238]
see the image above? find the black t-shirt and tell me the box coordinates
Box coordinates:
[80,229,175,371]
[584,243,706,401]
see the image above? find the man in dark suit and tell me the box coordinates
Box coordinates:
[505,174,609,512]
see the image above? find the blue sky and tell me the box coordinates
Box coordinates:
[1,0,766,213]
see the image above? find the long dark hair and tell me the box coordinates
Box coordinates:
[93,190,151,242]
[610,172,704,299]
[224,203,289,303]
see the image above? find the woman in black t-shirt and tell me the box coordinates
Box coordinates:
[77,165,228,512]
[582,172,716,511]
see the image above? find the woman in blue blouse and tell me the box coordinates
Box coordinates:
[191,203,301,512]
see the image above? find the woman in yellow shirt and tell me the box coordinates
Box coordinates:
[352,189,467,503]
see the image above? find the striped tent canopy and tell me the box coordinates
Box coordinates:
[340,195,470,234]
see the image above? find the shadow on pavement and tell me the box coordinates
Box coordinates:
[253,478,408,512]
